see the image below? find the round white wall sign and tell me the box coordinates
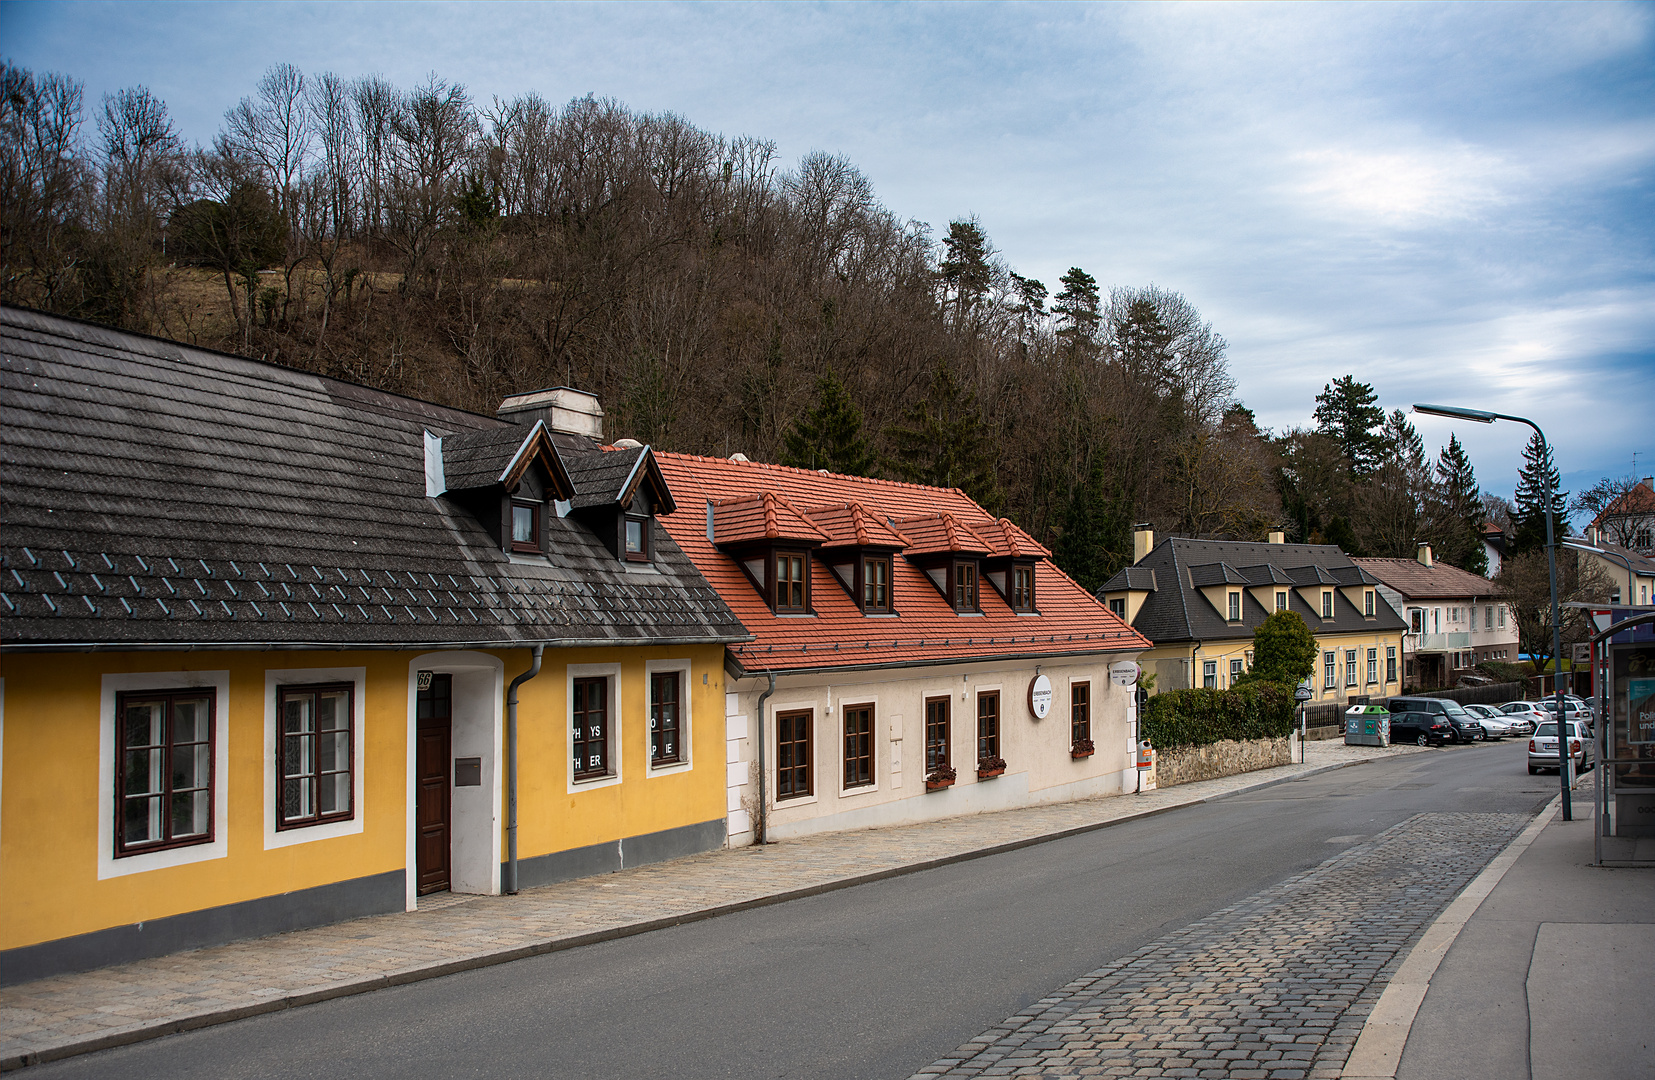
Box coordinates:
[1028,673,1053,719]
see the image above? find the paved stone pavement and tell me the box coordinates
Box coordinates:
[0,740,1422,1069]
[905,810,1532,1080]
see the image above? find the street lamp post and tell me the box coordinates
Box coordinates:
[1413,404,1571,820]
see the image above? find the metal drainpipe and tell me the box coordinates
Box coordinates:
[754,671,776,845]
[504,644,544,895]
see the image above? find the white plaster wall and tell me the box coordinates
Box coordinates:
[726,653,1140,844]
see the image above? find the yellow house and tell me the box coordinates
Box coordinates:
[0,308,748,984]
[1099,528,1407,704]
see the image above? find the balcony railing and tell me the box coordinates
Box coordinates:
[1412,632,1471,652]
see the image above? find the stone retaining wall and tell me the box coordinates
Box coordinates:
[1155,736,1294,788]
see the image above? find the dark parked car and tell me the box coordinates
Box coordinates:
[1388,696,1481,744]
[1388,710,1455,746]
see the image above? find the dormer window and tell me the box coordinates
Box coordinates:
[511,499,542,553]
[1012,565,1035,613]
[1276,591,1287,611]
[624,515,649,561]
[1227,590,1241,621]
[776,551,809,612]
[862,555,890,613]
[1364,590,1375,617]
[1321,590,1333,618]
[953,560,979,613]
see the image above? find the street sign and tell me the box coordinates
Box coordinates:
[1294,685,1313,702]
[1028,673,1053,719]
[1109,661,1140,687]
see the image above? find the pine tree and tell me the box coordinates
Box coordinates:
[1312,376,1385,479]
[1358,409,1430,558]
[885,362,1002,511]
[1052,457,1131,594]
[939,218,992,328]
[1052,267,1100,353]
[1430,433,1487,574]
[778,368,876,476]
[1511,432,1566,556]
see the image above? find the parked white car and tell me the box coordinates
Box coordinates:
[1529,720,1593,775]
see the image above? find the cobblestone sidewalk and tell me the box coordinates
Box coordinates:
[907,810,1531,1080]
[0,740,1423,1069]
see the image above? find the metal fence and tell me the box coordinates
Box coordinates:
[1404,681,1528,707]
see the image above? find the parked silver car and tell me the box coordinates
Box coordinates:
[1497,702,1543,735]
[1537,696,1594,732]
[1464,703,1516,738]
[1528,720,1593,775]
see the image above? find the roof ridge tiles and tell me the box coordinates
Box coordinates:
[655,450,976,498]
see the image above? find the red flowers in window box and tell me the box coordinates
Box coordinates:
[1070,738,1095,759]
[925,764,957,791]
[976,756,1007,779]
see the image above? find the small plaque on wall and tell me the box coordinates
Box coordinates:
[454,757,482,787]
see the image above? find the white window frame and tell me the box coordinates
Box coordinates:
[1345,649,1359,687]
[99,669,231,880]
[1324,651,1337,689]
[1227,591,1241,621]
[1366,649,1378,684]
[643,658,694,777]
[264,666,367,850]
[567,662,624,793]
[1322,591,1334,618]
[1203,660,1217,689]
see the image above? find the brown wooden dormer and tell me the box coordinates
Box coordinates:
[891,512,993,614]
[562,443,677,566]
[803,502,911,615]
[433,421,574,557]
[711,491,829,615]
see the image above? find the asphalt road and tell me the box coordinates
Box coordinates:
[35,740,1558,1080]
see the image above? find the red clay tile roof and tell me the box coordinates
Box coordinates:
[891,512,994,556]
[1591,479,1655,531]
[980,517,1052,559]
[803,502,911,549]
[711,491,829,546]
[654,453,1150,674]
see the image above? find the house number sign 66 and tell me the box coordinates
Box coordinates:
[1028,674,1053,719]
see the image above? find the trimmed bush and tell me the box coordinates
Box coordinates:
[1142,682,1296,751]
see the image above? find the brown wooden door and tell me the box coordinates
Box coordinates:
[415,674,452,895]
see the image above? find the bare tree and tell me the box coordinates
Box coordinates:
[1,62,87,310]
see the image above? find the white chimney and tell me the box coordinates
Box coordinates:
[497,387,604,438]
[1268,529,1285,545]
[1417,543,1433,568]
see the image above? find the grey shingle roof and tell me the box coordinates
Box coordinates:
[0,306,748,650]
[1100,537,1408,644]
[1098,566,1156,592]
[564,443,644,509]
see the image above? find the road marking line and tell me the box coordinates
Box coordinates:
[1340,794,1559,1080]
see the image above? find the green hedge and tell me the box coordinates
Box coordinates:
[1141,682,1296,750]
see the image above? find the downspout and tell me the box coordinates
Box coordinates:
[754,671,776,845]
[504,643,544,895]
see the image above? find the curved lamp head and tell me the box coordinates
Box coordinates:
[1413,403,1497,423]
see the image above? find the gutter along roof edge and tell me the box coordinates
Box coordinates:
[724,644,1148,679]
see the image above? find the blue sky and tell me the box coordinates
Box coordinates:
[5,0,1652,506]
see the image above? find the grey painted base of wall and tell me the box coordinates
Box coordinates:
[512,818,726,890]
[1,870,404,988]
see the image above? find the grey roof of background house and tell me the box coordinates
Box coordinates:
[0,306,748,650]
[1098,537,1408,644]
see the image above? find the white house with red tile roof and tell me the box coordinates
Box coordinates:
[654,452,1152,844]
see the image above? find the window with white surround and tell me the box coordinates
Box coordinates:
[1364,590,1375,617]
[1275,591,1287,612]
[1324,651,1336,689]
[1366,648,1377,684]
[1345,649,1358,687]
[99,670,230,880]
[1322,591,1333,618]
[567,663,623,792]
[645,659,693,773]
[1230,658,1244,684]
[1386,646,1397,683]
[1227,591,1241,621]
[1203,660,1217,688]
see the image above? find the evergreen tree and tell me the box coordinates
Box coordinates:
[778,368,876,476]
[1322,514,1362,556]
[1240,610,1318,687]
[885,362,1002,511]
[1511,432,1566,556]
[1430,433,1487,574]
[1052,457,1131,594]
[1052,266,1100,353]
[1358,409,1429,557]
[939,218,992,327]
[1312,376,1385,479]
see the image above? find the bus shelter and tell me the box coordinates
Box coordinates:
[1590,608,1655,865]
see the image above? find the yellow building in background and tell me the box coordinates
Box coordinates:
[1099,529,1407,705]
[0,308,748,984]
